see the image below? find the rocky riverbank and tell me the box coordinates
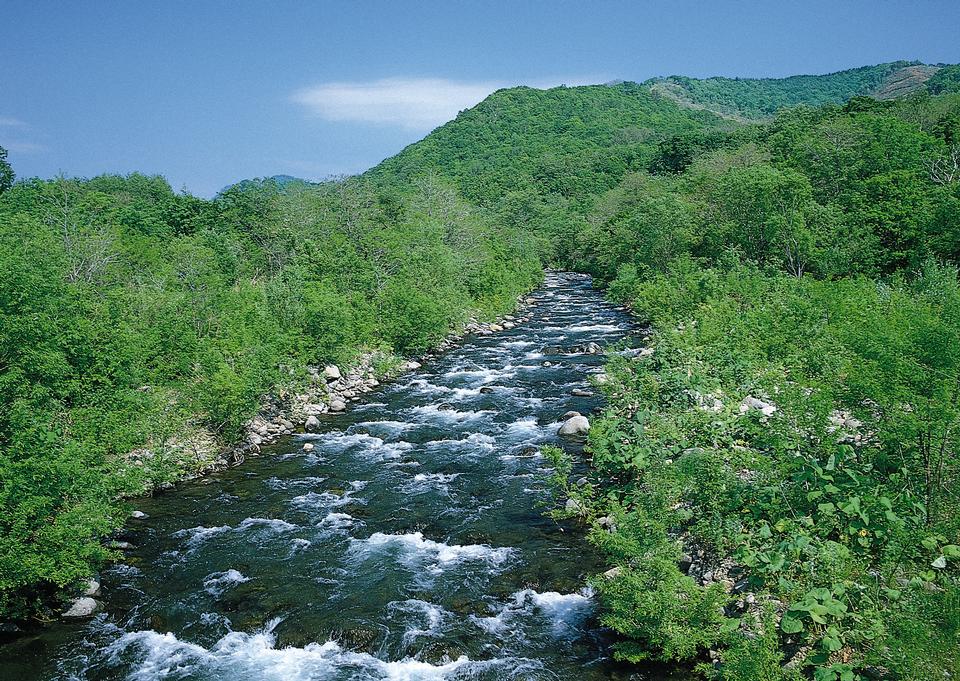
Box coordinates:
[52,297,539,621]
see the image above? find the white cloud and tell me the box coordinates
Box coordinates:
[1,140,44,153]
[293,77,500,130]
[0,116,28,128]
[0,116,44,153]
[292,76,602,130]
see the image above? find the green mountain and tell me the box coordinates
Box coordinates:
[644,60,945,119]
[369,82,734,206]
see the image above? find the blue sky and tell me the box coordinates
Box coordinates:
[2,1,959,196]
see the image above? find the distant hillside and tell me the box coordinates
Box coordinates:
[369,82,732,205]
[219,174,314,196]
[645,60,946,119]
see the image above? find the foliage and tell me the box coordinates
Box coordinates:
[647,62,933,120]
[0,171,540,616]
[0,146,12,194]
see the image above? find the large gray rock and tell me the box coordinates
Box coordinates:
[558,414,590,436]
[83,578,101,597]
[329,399,347,412]
[62,597,99,618]
[304,415,321,432]
[323,365,342,381]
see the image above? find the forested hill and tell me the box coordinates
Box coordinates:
[645,60,952,119]
[368,82,734,205]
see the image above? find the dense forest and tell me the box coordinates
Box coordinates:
[2,60,960,680]
[0,162,541,617]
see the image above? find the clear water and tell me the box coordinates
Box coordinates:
[1,273,683,680]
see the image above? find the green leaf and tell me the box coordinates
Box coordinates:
[780,614,804,634]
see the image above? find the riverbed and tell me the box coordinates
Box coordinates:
[1,272,681,680]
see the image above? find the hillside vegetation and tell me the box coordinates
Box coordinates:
[646,61,944,119]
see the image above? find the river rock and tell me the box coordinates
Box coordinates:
[304,415,321,432]
[302,443,315,452]
[323,365,342,381]
[739,395,777,417]
[131,510,148,520]
[603,566,622,580]
[559,414,590,436]
[571,388,592,397]
[83,579,101,597]
[584,342,602,354]
[62,597,99,618]
[565,498,585,514]
[329,399,347,412]
[248,433,263,446]
[404,361,422,370]
[479,386,495,394]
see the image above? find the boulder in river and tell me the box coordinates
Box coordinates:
[479,386,495,394]
[131,510,148,520]
[62,597,99,618]
[571,388,592,397]
[302,443,315,452]
[329,399,347,412]
[559,414,590,435]
[83,579,101,597]
[304,415,321,432]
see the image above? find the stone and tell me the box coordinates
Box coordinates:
[489,324,503,332]
[329,399,347,413]
[110,540,134,550]
[304,415,321,432]
[280,419,294,431]
[562,410,581,419]
[603,566,622,580]
[404,361,422,371]
[571,388,592,397]
[302,443,315,452]
[62,597,99,618]
[248,433,263,446]
[323,365,342,381]
[131,510,148,520]
[584,342,602,354]
[739,395,777,417]
[565,498,584,514]
[479,386,495,394]
[558,414,590,436]
[83,579,101,597]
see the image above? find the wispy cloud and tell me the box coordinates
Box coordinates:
[0,115,44,153]
[292,76,600,130]
[0,116,29,129]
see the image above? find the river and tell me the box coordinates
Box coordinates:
[2,272,681,680]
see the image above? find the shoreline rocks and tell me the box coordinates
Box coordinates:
[558,412,591,435]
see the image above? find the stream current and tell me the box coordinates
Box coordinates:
[2,272,681,681]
